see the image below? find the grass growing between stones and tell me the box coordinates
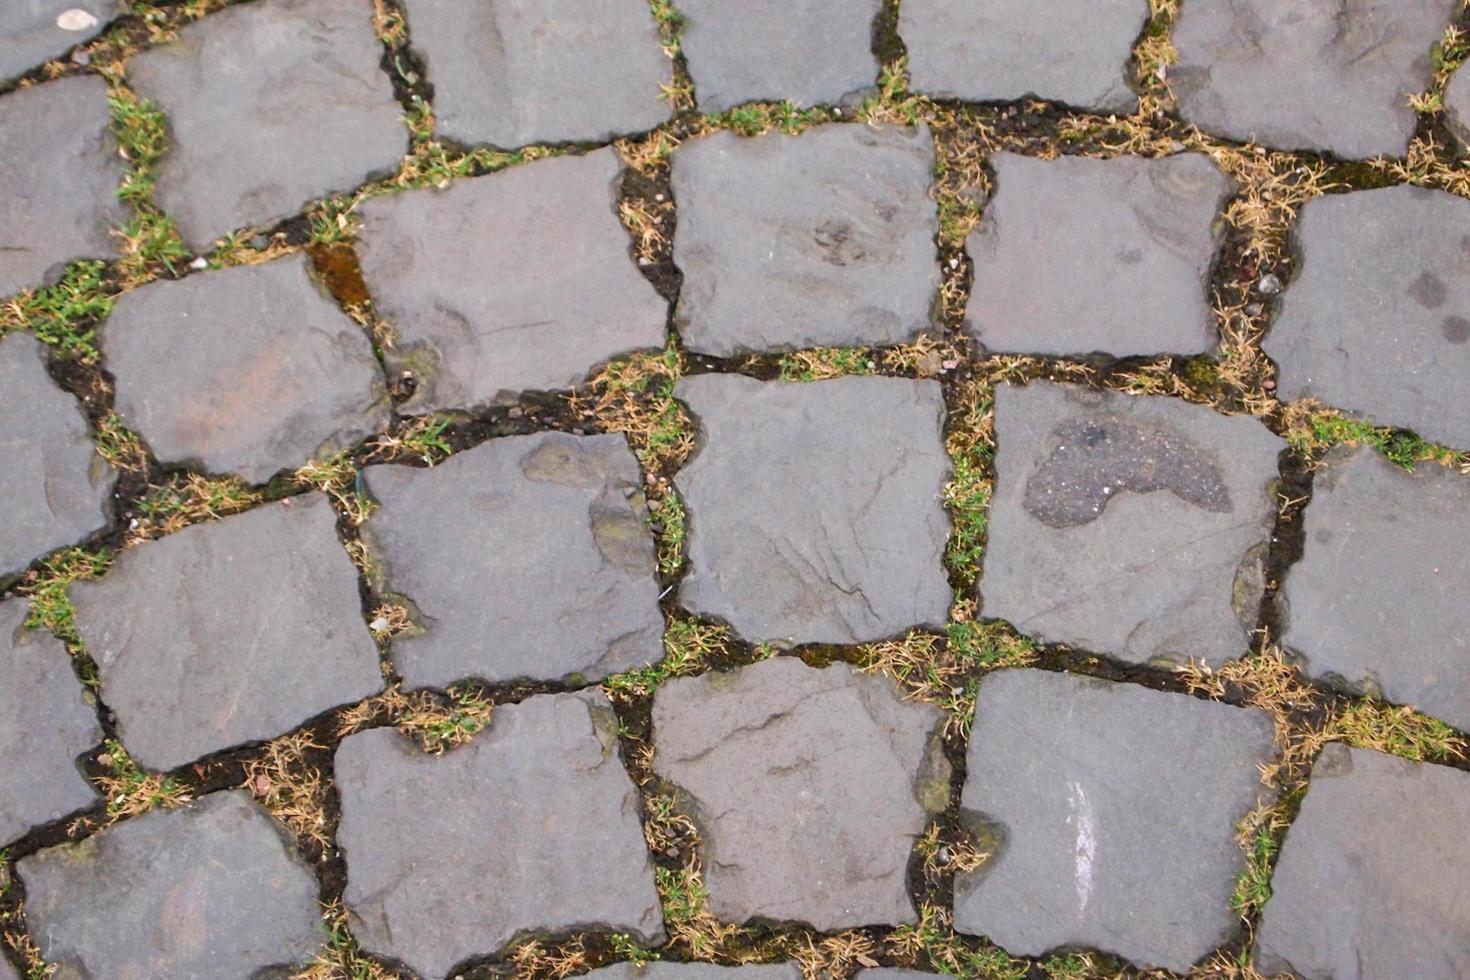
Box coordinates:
[1280,401,1470,471]
[17,548,113,688]
[89,738,191,825]
[105,83,190,279]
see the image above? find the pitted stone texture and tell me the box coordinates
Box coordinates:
[1171,0,1456,159]
[17,791,321,977]
[402,0,671,149]
[679,0,880,112]
[673,125,938,356]
[654,658,949,930]
[336,691,663,978]
[0,75,125,296]
[0,600,101,844]
[981,383,1282,667]
[126,0,406,251]
[361,432,662,689]
[1,1,124,83]
[1255,745,1470,979]
[104,256,389,484]
[675,375,951,645]
[587,967,805,980]
[0,333,115,582]
[1449,66,1470,145]
[956,669,1276,972]
[901,0,1146,111]
[71,495,382,771]
[357,149,666,413]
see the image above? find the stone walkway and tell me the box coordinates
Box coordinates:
[2,1,1469,978]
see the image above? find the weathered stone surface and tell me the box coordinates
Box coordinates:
[0,599,100,844]
[126,0,406,251]
[679,0,880,112]
[0,953,15,980]
[1171,0,1456,158]
[675,375,951,645]
[955,669,1276,971]
[654,658,949,930]
[402,0,671,149]
[17,791,322,977]
[361,432,662,689]
[357,149,666,413]
[1,1,124,82]
[673,125,938,356]
[1255,745,1470,979]
[981,383,1282,667]
[104,256,389,483]
[967,152,1232,357]
[0,75,125,296]
[71,495,382,771]
[1448,65,1470,145]
[901,0,1146,111]
[586,966,804,980]
[857,972,940,980]
[336,691,663,977]
[0,333,115,582]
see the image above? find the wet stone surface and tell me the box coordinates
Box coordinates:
[673,124,939,356]
[955,669,1277,972]
[1254,745,1470,979]
[335,691,664,978]
[586,967,804,980]
[653,657,949,930]
[0,0,123,83]
[966,152,1232,357]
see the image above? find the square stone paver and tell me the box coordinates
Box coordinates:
[672,124,938,357]
[675,374,952,645]
[71,494,383,771]
[335,691,663,978]
[955,669,1277,972]
[360,432,663,690]
[967,152,1233,357]
[981,383,1283,667]
[1254,745,1470,979]
[1,1,123,83]
[357,148,667,413]
[653,657,949,930]
[125,0,407,251]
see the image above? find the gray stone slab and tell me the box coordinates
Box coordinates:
[126,0,406,251]
[1255,745,1470,979]
[402,0,671,149]
[17,790,322,977]
[0,599,101,844]
[1171,0,1456,158]
[361,432,662,690]
[955,669,1277,972]
[653,657,949,930]
[71,495,382,771]
[679,0,880,112]
[0,954,15,980]
[357,149,666,414]
[672,124,938,357]
[980,383,1282,667]
[857,973,940,980]
[675,375,951,645]
[1266,185,1470,448]
[967,152,1232,357]
[0,333,115,582]
[901,0,1147,112]
[0,1,124,83]
[1448,65,1470,145]
[336,691,663,977]
[586,967,804,980]
[0,75,125,297]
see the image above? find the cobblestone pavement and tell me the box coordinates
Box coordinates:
[2,1,1470,978]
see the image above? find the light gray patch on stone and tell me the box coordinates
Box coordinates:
[675,375,951,645]
[980,383,1283,667]
[672,124,939,356]
[955,669,1277,972]
[654,658,947,930]
[1266,185,1470,448]
[360,432,662,689]
[1448,65,1470,146]
[966,153,1233,357]
[70,495,382,771]
[17,790,322,977]
[336,691,664,978]
[0,75,125,297]
[1170,0,1457,159]
[357,149,666,414]
[856,972,942,980]
[1254,745,1470,979]
[0,0,124,83]
[0,333,115,582]
[125,0,406,251]
[103,255,389,484]
[584,964,805,980]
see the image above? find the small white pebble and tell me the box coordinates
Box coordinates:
[188,256,208,271]
[56,8,98,31]
[654,192,666,202]
[369,616,389,632]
